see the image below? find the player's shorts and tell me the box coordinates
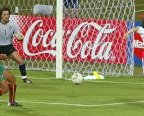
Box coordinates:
[64,0,79,8]
[0,65,5,81]
[0,44,17,56]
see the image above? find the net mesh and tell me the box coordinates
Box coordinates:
[63,0,135,78]
[0,0,135,78]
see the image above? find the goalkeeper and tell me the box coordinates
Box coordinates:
[0,7,32,84]
[0,54,22,106]
[63,0,79,17]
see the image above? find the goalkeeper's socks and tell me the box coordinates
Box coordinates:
[8,84,16,103]
[19,64,32,84]
[19,64,27,78]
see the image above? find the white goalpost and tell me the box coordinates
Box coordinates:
[1,0,135,78]
[56,0,63,78]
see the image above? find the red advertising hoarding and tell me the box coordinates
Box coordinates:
[11,15,127,64]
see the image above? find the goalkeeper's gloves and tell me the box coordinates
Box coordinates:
[15,33,24,41]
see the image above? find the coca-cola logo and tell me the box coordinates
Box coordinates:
[23,20,56,56]
[67,22,116,60]
[23,19,116,60]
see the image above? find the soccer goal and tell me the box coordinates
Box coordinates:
[61,0,135,78]
[1,0,135,78]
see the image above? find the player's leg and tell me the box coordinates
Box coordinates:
[0,65,21,106]
[9,51,32,84]
[9,51,25,76]
[3,69,22,106]
[8,50,32,84]
[3,69,16,104]
[6,45,32,83]
[0,80,9,96]
[0,65,8,95]
[3,44,32,84]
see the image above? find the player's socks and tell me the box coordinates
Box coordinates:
[8,84,16,103]
[0,89,2,96]
[19,64,27,79]
[19,64,32,84]
[7,84,22,107]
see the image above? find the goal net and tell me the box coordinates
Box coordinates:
[62,0,135,78]
[1,0,135,78]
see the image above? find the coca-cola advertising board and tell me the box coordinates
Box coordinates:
[10,15,127,64]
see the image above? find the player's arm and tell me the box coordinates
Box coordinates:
[13,21,24,41]
[124,27,139,39]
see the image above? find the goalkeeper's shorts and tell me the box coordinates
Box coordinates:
[64,0,79,8]
[0,44,17,56]
[0,65,5,81]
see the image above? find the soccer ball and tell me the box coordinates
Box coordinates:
[71,73,83,85]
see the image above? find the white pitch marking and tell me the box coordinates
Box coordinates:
[86,80,144,85]
[0,100,144,107]
[15,76,55,80]
[16,76,144,85]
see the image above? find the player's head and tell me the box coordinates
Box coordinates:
[142,19,144,28]
[0,7,11,23]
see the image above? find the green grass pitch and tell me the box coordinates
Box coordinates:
[0,0,144,116]
[1,70,144,116]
